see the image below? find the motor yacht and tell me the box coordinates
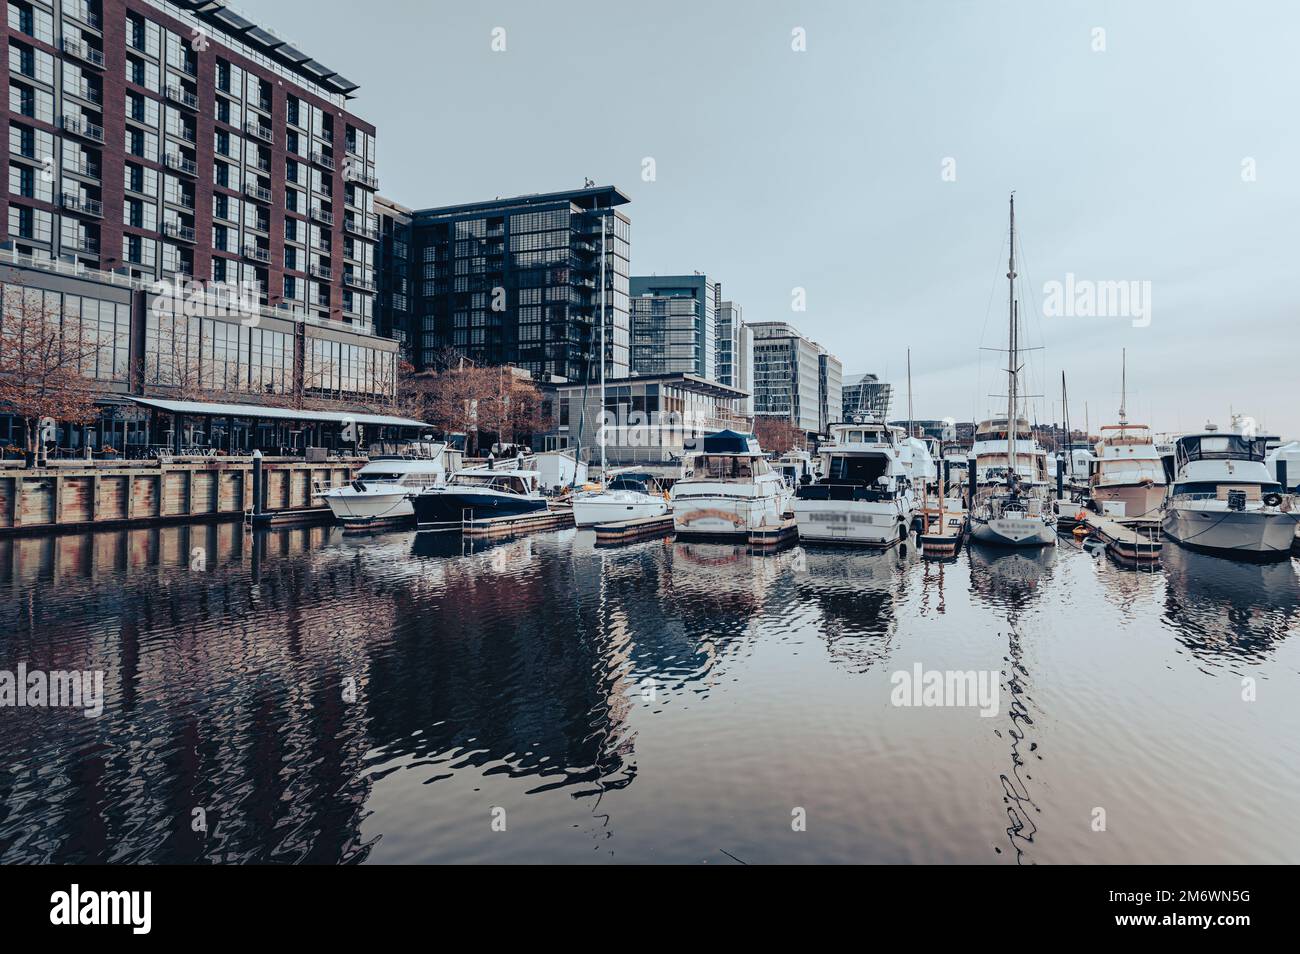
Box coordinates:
[671,430,786,537]
[1162,423,1297,559]
[793,416,918,546]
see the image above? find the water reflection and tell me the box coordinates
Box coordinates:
[965,543,1057,865]
[792,545,902,671]
[1,521,1298,863]
[1161,545,1300,666]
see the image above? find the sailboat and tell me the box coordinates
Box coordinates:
[1089,349,1167,518]
[570,215,671,528]
[970,194,1057,547]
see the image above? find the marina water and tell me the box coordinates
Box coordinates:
[2,522,1299,864]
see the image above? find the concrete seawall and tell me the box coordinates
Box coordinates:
[0,458,364,533]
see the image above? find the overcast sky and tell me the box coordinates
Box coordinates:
[249,0,1299,435]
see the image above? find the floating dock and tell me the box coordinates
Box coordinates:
[1079,513,1162,564]
[919,511,968,558]
[747,517,799,549]
[460,506,575,540]
[593,513,675,546]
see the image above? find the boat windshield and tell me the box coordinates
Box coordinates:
[1178,435,1267,463]
[452,474,531,494]
[693,455,768,479]
[823,455,890,485]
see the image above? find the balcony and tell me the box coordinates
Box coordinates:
[67,4,103,31]
[64,157,101,181]
[309,207,334,227]
[343,271,376,292]
[342,216,378,240]
[61,37,105,69]
[170,192,195,210]
[242,245,270,264]
[61,114,105,143]
[69,236,99,256]
[309,151,335,172]
[309,263,332,280]
[243,181,272,203]
[60,192,103,217]
[244,121,273,143]
[345,169,379,189]
[67,81,101,105]
[165,85,198,111]
[163,221,196,243]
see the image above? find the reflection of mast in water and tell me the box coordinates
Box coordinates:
[967,544,1053,863]
[998,619,1039,864]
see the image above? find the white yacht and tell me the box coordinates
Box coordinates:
[793,416,918,546]
[1162,423,1298,559]
[572,470,669,527]
[1088,352,1166,518]
[319,445,455,525]
[671,430,786,537]
[970,195,1056,547]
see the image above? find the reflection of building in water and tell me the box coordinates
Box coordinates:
[1161,545,1300,664]
[0,522,652,862]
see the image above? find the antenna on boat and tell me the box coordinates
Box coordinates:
[907,348,913,439]
[1118,347,1128,426]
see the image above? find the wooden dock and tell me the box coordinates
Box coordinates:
[1079,512,1162,564]
[919,512,968,558]
[747,517,799,549]
[460,506,575,539]
[593,513,675,546]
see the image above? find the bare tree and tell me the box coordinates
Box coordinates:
[753,415,805,454]
[0,281,101,464]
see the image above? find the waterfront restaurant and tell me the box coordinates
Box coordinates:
[128,397,431,457]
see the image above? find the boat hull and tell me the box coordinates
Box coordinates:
[572,494,669,527]
[322,488,414,522]
[672,494,783,537]
[970,514,1057,547]
[412,490,548,528]
[1162,506,1297,559]
[793,498,910,546]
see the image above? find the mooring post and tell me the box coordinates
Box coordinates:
[1056,454,1064,499]
[252,449,264,518]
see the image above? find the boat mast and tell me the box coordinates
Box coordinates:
[1062,370,1073,482]
[598,213,607,481]
[1006,193,1017,488]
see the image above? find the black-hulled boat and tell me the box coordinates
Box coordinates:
[411,467,547,529]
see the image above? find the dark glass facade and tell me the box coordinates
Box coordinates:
[382,186,631,381]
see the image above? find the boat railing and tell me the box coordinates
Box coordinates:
[796,483,894,503]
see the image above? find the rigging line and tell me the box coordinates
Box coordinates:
[977,223,1011,420]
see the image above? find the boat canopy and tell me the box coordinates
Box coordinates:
[701,429,762,455]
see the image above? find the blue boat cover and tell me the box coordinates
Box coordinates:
[701,429,762,454]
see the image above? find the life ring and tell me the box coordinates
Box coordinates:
[1263,492,1283,507]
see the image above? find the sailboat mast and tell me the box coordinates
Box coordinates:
[1006,194,1017,486]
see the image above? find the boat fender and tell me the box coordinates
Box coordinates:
[351,479,366,493]
[1263,492,1283,507]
